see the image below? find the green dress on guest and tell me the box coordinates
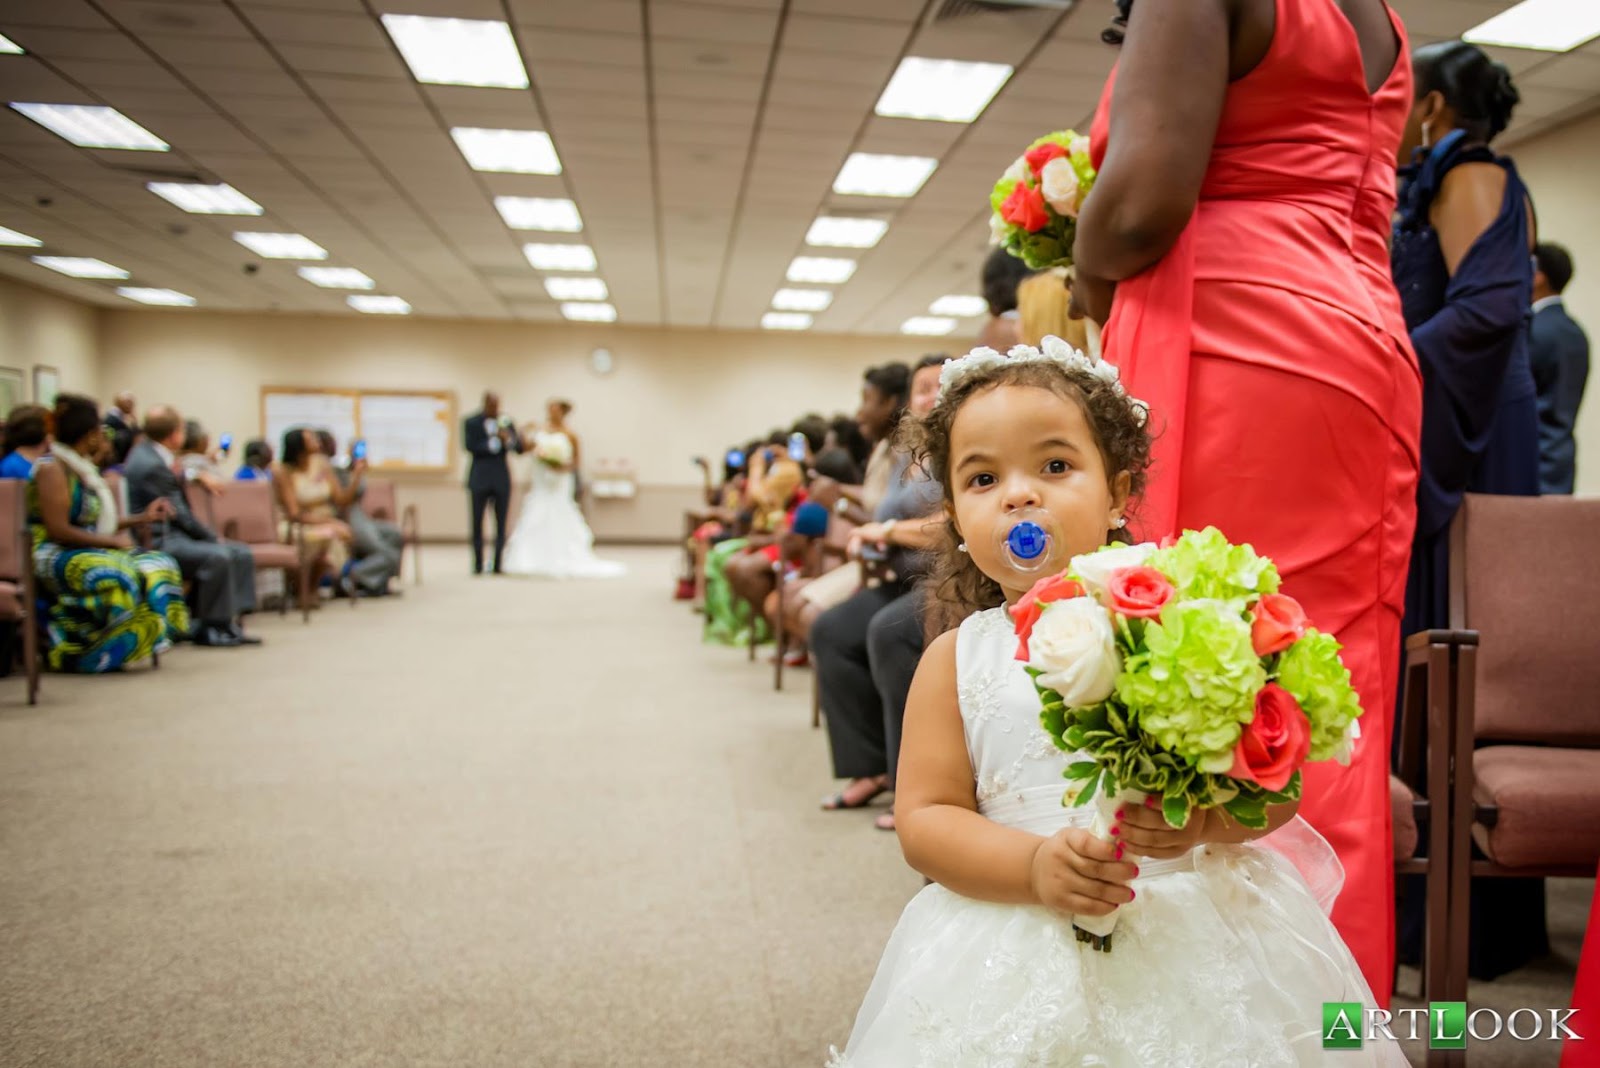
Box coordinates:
[27,457,190,673]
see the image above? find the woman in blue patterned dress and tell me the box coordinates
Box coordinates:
[28,394,190,673]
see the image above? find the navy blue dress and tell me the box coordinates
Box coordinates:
[1391,128,1544,979]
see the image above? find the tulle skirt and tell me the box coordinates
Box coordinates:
[829,840,1406,1067]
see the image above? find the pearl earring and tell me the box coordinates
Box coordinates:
[957,542,968,553]
[1115,517,1128,528]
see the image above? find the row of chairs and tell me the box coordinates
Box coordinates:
[0,476,420,706]
[1392,493,1598,1066]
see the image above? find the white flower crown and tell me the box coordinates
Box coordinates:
[936,335,1150,427]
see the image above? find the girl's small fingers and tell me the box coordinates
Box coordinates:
[1115,806,1171,831]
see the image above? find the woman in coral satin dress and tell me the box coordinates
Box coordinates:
[1074,0,1420,1005]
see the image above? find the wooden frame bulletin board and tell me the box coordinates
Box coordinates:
[261,388,457,473]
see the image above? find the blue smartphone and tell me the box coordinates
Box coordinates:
[725,449,745,469]
[218,433,233,453]
[787,432,807,462]
[352,439,368,461]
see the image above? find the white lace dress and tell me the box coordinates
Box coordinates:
[500,432,625,579]
[829,607,1405,1067]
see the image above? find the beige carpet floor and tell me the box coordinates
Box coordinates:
[0,547,1586,1067]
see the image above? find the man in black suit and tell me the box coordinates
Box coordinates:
[124,405,261,646]
[1530,243,1590,495]
[102,391,138,467]
[463,391,523,574]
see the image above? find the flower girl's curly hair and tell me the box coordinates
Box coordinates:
[903,356,1152,637]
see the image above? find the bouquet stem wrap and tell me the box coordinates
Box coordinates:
[1072,787,1146,950]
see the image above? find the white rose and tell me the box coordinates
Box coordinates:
[1332,718,1361,765]
[989,211,1009,244]
[1069,542,1158,596]
[1040,334,1086,363]
[1040,157,1082,218]
[1069,135,1091,160]
[1002,155,1029,184]
[1028,598,1121,707]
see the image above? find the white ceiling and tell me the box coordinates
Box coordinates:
[0,0,1596,333]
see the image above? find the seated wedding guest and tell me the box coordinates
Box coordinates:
[273,427,358,598]
[1531,242,1590,494]
[234,439,274,481]
[178,420,222,481]
[125,405,260,648]
[826,414,871,476]
[703,432,805,646]
[0,404,50,479]
[28,394,189,672]
[976,245,1033,352]
[814,355,946,829]
[722,416,833,618]
[318,430,401,597]
[102,391,138,466]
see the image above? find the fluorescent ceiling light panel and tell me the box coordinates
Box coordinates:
[148,182,262,215]
[0,226,42,247]
[762,312,813,331]
[495,196,582,232]
[833,153,938,198]
[561,302,617,322]
[772,288,833,312]
[9,103,167,150]
[523,243,597,271]
[876,57,1013,123]
[381,15,529,88]
[787,257,856,284]
[31,256,128,279]
[348,295,411,315]
[451,127,561,174]
[806,216,888,248]
[298,266,375,289]
[1463,0,1600,51]
[544,277,608,301]
[901,316,958,336]
[930,294,987,317]
[0,33,24,54]
[232,232,327,259]
[117,287,195,306]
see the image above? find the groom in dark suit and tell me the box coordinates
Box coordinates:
[125,405,261,647]
[1531,243,1590,494]
[463,391,523,574]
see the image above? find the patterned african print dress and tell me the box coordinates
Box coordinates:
[27,458,190,673]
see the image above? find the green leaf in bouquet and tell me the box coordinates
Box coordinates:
[1162,794,1193,830]
[1135,750,1158,779]
[1025,665,1044,680]
[1039,704,1067,744]
[1078,769,1102,806]
[1105,704,1130,736]
[1223,792,1270,830]
[1274,771,1303,802]
[1017,231,1068,269]
[1064,761,1100,781]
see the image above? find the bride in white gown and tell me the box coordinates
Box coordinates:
[500,400,625,579]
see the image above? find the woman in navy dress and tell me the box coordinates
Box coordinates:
[1391,40,1542,979]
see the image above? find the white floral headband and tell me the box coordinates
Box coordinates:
[936,335,1150,427]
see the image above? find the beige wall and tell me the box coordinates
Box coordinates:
[1513,109,1600,495]
[96,310,957,540]
[0,275,100,406]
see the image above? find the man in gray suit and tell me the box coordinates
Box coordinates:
[125,406,261,647]
[1531,243,1590,495]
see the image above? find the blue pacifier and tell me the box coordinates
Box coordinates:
[997,507,1062,576]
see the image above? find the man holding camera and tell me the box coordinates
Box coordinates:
[462,391,523,575]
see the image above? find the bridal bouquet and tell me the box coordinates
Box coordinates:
[534,433,572,470]
[990,130,1098,269]
[1013,527,1362,950]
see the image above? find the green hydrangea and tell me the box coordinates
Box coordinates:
[990,176,1021,216]
[1275,629,1362,760]
[1147,527,1281,602]
[1117,599,1266,761]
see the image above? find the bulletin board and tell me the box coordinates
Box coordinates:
[260,388,457,472]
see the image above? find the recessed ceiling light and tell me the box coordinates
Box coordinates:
[806,216,889,249]
[495,196,582,232]
[772,288,833,312]
[561,302,617,322]
[0,225,42,247]
[876,57,1013,123]
[31,255,128,279]
[298,266,375,289]
[451,127,561,174]
[544,276,608,301]
[348,295,411,315]
[930,294,987,317]
[0,33,24,54]
[901,316,958,336]
[380,15,529,88]
[523,243,597,271]
[9,103,167,150]
[762,312,813,331]
[148,182,263,215]
[117,287,195,307]
[833,153,938,198]
[787,257,856,284]
[232,232,327,259]
[1463,0,1600,51]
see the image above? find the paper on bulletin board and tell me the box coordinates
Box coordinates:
[359,393,452,469]
[264,391,358,456]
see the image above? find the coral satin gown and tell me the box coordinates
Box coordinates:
[1091,0,1421,1004]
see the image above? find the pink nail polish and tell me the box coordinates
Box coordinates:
[1132,865,1140,877]
[1115,807,1125,820]
[1114,843,1124,860]
[1145,796,1158,808]
[1109,826,1120,837]
[1130,889,1137,900]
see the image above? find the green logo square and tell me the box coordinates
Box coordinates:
[1429,1002,1467,1049]
[1323,1002,1364,1049]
